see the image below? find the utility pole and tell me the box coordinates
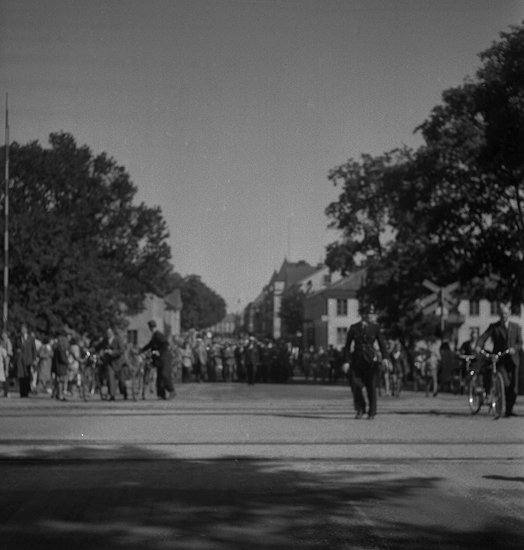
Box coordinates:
[3,93,9,329]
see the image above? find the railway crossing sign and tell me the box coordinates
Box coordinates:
[419,280,459,316]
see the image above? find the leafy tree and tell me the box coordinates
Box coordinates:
[178,275,226,331]
[325,22,524,339]
[1,132,173,336]
[279,285,306,337]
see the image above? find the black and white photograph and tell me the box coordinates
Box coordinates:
[0,1,523,548]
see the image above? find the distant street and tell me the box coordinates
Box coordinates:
[0,382,523,549]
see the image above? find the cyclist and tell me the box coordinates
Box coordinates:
[475,303,522,418]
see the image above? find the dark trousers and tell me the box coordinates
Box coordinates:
[351,366,378,416]
[156,367,174,399]
[502,363,517,414]
[107,366,127,399]
[193,360,202,381]
[18,375,31,397]
[483,361,517,413]
[246,363,256,385]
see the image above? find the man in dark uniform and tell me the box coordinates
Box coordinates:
[475,303,522,418]
[342,304,390,419]
[140,320,175,400]
[244,336,259,386]
[15,324,37,398]
[99,326,127,401]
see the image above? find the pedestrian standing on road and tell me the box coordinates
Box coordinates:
[194,337,207,382]
[140,320,175,400]
[98,327,128,401]
[342,304,390,420]
[475,302,522,418]
[234,340,245,381]
[0,338,8,397]
[180,341,194,383]
[52,331,70,401]
[244,336,259,386]
[37,337,53,394]
[15,324,38,398]
[426,336,441,397]
[1,331,13,395]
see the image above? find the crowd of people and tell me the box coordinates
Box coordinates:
[0,302,520,420]
[0,322,305,400]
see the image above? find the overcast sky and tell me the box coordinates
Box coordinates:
[1,0,523,312]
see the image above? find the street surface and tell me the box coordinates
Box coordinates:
[0,382,523,549]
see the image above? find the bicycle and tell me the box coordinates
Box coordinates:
[388,368,403,397]
[452,354,476,395]
[79,351,98,401]
[467,349,509,419]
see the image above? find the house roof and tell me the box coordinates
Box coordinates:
[305,268,366,300]
[273,259,318,287]
[164,288,183,310]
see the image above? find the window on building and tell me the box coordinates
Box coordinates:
[336,327,348,346]
[127,330,138,346]
[511,303,522,316]
[490,301,498,316]
[323,274,332,285]
[336,299,348,316]
[469,300,480,316]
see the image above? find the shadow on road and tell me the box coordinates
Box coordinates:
[483,474,524,483]
[0,445,522,549]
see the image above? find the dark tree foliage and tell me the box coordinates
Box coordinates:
[325,22,524,341]
[279,285,306,337]
[1,132,173,337]
[179,275,226,331]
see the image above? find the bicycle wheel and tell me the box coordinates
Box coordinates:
[490,372,506,420]
[83,367,95,399]
[468,373,483,414]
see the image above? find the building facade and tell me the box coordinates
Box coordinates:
[125,289,182,347]
[302,269,365,351]
[245,258,524,352]
[243,259,319,340]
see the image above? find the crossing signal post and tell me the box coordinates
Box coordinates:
[418,280,460,334]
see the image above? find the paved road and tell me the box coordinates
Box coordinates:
[0,383,523,549]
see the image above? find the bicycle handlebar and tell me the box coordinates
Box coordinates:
[478,349,510,360]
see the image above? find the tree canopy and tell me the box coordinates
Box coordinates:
[1,132,175,336]
[279,285,306,337]
[178,275,226,331]
[325,22,524,339]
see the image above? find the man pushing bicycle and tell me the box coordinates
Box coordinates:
[475,303,522,418]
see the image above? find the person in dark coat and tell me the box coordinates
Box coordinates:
[98,327,127,401]
[342,304,390,420]
[15,324,37,398]
[244,337,259,386]
[475,303,522,417]
[140,320,175,399]
[52,332,70,401]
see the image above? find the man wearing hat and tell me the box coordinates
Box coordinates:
[342,304,390,419]
[98,326,127,401]
[140,320,175,399]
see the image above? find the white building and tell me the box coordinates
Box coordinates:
[301,269,366,351]
[125,290,182,347]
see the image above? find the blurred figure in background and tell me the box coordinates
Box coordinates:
[15,324,37,398]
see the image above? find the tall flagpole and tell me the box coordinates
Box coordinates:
[3,93,9,329]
